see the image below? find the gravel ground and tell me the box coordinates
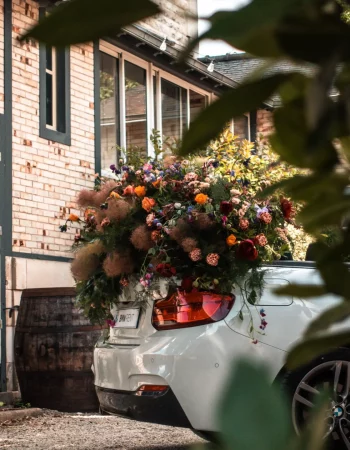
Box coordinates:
[0,410,206,450]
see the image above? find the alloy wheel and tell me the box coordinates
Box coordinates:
[292,360,350,449]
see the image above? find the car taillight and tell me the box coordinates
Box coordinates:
[152,290,235,330]
[135,385,169,397]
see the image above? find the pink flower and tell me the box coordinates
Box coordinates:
[106,319,116,328]
[254,233,268,247]
[239,219,250,230]
[146,213,155,227]
[231,197,240,205]
[184,172,198,182]
[143,163,153,171]
[189,248,202,261]
[206,253,220,266]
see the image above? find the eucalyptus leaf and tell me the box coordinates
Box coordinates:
[219,360,291,450]
[21,0,160,46]
[180,75,292,156]
[287,331,350,369]
[260,173,349,201]
[274,284,327,298]
[305,301,350,337]
[272,101,339,170]
[184,0,318,61]
[299,197,350,232]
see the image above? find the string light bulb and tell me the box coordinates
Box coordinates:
[207,60,215,73]
[160,38,167,52]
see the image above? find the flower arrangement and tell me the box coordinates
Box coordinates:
[62,131,297,324]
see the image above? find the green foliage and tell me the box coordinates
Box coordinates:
[287,331,350,369]
[217,360,327,450]
[22,1,350,445]
[21,0,160,46]
[219,360,291,450]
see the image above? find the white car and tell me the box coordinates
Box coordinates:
[93,262,350,449]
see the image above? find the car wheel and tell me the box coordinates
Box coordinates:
[281,349,350,450]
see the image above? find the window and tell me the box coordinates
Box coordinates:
[39,9,70,145]
[100,52,119,171]
[189,90,207,123]
[99,42,210,170]
[161,79,187,141]
[125,61,147,150]
[234,114,251,141]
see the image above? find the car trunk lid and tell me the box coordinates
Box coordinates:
[107,280,169,346]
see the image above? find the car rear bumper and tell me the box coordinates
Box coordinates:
[96,386,191,428]
[93,323,286,431]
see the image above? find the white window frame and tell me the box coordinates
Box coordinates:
[99,41,212,157]
[232,113,251,141]
[45,46,57,131]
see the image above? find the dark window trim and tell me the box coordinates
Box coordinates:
[94,41,101,175]
[39,7,71,146]
[11,252,72,263]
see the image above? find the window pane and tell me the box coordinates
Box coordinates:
[190,90,206,123]
[234,115,250,141]
[100,52,118,174]
[161,79,187,141]
[46,45,52,71]
[46,72,53,127]
[125,61,147,151]
[56,48,66,133]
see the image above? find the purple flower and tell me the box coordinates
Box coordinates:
[212,161,219,168]
[230,170,236,176]
[256,207,269,219]
[110,164,116,171]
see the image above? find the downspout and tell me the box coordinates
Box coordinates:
[1,0,13,392]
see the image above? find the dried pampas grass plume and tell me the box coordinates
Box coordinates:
[77,189,99,208]
[94,181,119,206]
[168,218,191,244]
[106,199,131,222]
[181,238,198,253]
[130,225,154,251]
[71,241,105,281]
[194,213,215,230]
[163,155,177,168]
[103,251,134,278]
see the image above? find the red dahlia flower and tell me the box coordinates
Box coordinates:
[220,201,234,215]
[156,263,176,278]
[236,239,258,261]
[281,198,294,220]
[181,277,194,292]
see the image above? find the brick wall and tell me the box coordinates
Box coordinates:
[142,0,197,48]
[11,0,95,257]
[256,109,274,141]
[0,0,4,114]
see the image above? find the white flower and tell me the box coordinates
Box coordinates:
[174,203,182,209]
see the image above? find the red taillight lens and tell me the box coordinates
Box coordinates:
[152,290,235,330]
[135,385,169,397]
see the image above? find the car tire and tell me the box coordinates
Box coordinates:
[192,430,220,443]
[280,348,350,450]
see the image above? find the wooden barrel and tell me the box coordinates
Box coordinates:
[14,288,103,413]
